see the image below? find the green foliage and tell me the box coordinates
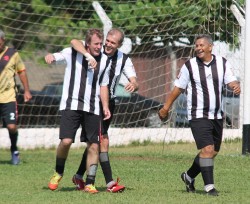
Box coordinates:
[0,0,244,56]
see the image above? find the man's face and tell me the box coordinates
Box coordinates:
[104,32,122,56]
[195,38,213,62]
[0,38,5,53]
[87,34,103,57]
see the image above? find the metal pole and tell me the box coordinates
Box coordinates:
[242,0,250,154]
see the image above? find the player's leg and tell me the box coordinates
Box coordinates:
[1,102,20,165]
[200,119,223,196]
[48,110,80,191]
[72,148,87,190]
[100,134,125,193]
[189,118,221,196]
[82,112,100,194]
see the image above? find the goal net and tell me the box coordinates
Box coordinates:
[0,0,245,148]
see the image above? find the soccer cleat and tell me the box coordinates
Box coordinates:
[206,188,219,196]
[11,151,20,165]
[72,174,85,190]
[107,178,125,193]
[181,172,195,193]
[48,172,63,191]
[84,184,99,194]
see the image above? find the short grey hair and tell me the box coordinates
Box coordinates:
[107,28,125,44]
[195,34,213,45]
[0,29,5,40]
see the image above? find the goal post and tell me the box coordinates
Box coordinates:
[0,0,245,149]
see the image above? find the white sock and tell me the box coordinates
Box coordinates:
[204,184,215,192]
[107,180,116,188]
[185,172,193,183]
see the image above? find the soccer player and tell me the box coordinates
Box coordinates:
[45,28,111,193]
[158,34,240,196]
[0,29,32,165]
[70,28,139,193]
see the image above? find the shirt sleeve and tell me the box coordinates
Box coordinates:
[122,57,137,79]
[224,60,238,84]
[15,53,26,73]
[174,64,190,89]
[52,47,72,64]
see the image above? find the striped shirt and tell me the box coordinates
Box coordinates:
[103,48,137,99]
[53,47,110,115]
[175,55,237,120]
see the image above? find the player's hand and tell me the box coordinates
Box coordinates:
[124,82,137,93]
[23,91,32,102]
[232,82,241,95]
[85,53,97,69]
[45,54,55,64]
[158,107,169,121]
[103,107,111,120]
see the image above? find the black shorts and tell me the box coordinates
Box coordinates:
[0,102,18,126]
[59,110,101,144]
[101,99,116,135]
[190,118,223,152]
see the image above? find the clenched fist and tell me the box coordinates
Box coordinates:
[158,107,169,121]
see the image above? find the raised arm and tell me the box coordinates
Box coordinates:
[70,39,97,69]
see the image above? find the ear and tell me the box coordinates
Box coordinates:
[209,44,213,52]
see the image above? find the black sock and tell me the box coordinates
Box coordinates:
[76,148,88,176]
[187,154,201,179]
[9,131,18,152]
[86,164,98,185]
[199,157,214,185]
[55,157,66,175]
[99,152,113,184]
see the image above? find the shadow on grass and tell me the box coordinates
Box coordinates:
[179,189,206,195]
[42,186,133,193]
[0,160,12,165]
[42,186,76,192]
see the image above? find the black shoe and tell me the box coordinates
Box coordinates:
[206,188,219,196]
[181,172,195,193]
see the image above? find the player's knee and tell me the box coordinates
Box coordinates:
[60,138,73,147]
[7,124,17,134]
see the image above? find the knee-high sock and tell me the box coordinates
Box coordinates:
[55,157,66,175]
[187,154,201,179]
[86,164,98,185]
[199,157,214,185]
[99,152,113,184]
[9,131,18,152]
[76,148,88,177]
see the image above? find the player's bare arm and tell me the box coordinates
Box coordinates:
[18,70,32,102]
[70,39,97,69]
[124,77,139,93]
[158,86,183,120]
[100,86,111,120]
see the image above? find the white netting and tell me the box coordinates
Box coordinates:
[0,0,245,148]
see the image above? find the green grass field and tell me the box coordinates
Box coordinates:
[0,139,249,204]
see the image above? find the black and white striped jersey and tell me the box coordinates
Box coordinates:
[53,47,110,115]
[175,55,237,120]
[105,49,136,99]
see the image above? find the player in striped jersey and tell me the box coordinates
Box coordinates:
[45,28,111,193]
[70,28,139,193]
[158,34,240,196]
